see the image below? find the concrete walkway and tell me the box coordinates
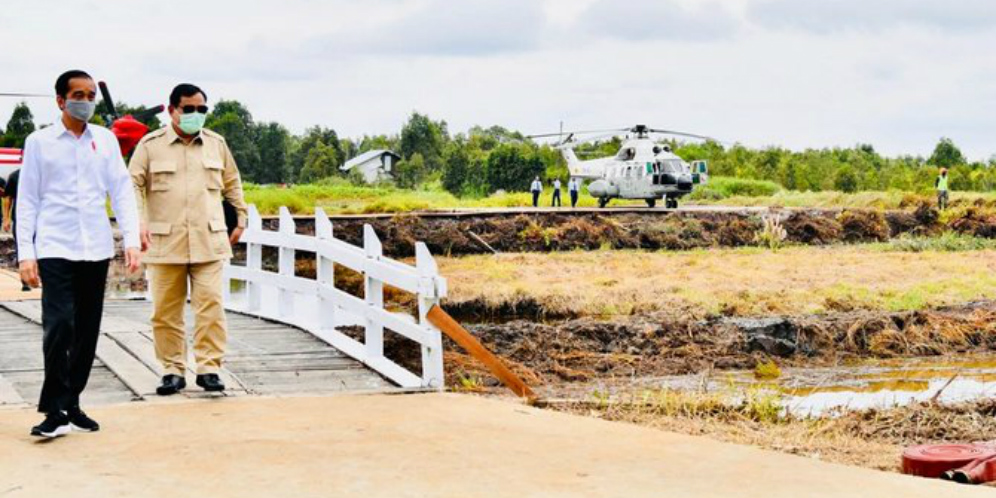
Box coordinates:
[0,393,989,498]
[0,268,39,301]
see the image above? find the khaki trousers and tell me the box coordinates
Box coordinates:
[148,261,227,376]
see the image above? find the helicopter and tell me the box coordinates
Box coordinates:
[528,124,713,209]
[0,82,164,178]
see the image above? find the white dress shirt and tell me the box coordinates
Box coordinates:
[531,180,542,192]
[16,120,140,262]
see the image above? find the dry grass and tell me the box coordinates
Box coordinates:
[438,246,996,318]
[545,389,901,471]
[543,390,996,473]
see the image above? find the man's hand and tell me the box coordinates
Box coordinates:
[124,247,142,274]
[140,224,151,252]
[2,219,10,233]
[229,226,244,246]
[19,259,40,288]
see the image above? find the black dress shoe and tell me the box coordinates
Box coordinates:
[68,407,100,432]
[196,374,225,392]
[156,374,187,396]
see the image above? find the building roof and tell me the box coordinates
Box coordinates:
[341,149,401,171]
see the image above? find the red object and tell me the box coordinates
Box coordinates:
[0,147,22,165]
[110,115,150,156]
[902,444,996,479]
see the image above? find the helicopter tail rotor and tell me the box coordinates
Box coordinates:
[98,81,119,122]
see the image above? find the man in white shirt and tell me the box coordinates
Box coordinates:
[568,177,580,208]
[17,70,142,438]
[551,178,562,207]
[530,176,542,207]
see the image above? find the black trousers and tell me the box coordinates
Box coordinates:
[37,258,110,414]
[531,191,540,207]
[570,191,579,207]
[551,190,561,207]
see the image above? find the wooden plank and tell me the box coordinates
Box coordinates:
[95,338,160,398]
[107,332,162,373]
[100,315,152,334]
[0,372,26,405]
[133,331,250,395]
[0,301,42,323]
[426,305,536,401]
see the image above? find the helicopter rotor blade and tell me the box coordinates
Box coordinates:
[555,131,620,149]
[527,128,627,140]
[130,105,165,122]
[645,128,717,142]
[0,92,52,98]
[98,81,119,121]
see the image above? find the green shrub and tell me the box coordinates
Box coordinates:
[689,177,783,200]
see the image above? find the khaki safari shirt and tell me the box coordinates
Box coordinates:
[128,125,248,264]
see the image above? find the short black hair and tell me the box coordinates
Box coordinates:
[169,83,207,107]
[55,70,93,98]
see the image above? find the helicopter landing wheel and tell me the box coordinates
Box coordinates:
[598,197,609,208]
[645,198,656,208]
[665,197,678,209]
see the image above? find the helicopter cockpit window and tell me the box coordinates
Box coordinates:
[617,148,636,161]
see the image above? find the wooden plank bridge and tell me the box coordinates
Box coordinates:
[0,298,395,409]
[0,205,448,410]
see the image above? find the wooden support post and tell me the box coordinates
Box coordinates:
[315,208,337,331]
[363,225,384,361]
[246,205,263,312]
[416,242,445,389]
[426,305,535,401]
[278,207,296,319]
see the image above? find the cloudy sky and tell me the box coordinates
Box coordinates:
[1,0,994,159]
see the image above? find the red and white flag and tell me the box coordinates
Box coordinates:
[0,148,22,165]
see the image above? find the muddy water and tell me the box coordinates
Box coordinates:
[773,356,996,415]
[552,355,996,417]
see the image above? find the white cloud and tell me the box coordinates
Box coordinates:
[749,0,996,33]
[1,0,995,161]
[579,0,742,42]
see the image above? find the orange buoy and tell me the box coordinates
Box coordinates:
[902,444,996,478]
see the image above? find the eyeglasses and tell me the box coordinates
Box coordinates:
[180,105,209,114]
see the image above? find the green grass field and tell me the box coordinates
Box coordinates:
[243,177,996,215]
[244,179,647,215]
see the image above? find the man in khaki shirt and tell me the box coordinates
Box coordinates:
[129,83,247,395]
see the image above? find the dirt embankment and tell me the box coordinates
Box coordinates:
[437,301,996,387]
[0,204,975,265]
[255,205,956,258]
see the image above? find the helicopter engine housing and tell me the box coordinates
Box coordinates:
[586,179,618,198]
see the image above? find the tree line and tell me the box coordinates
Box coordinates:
[2,100,993,195]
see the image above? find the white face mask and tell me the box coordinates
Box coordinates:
[65,99,96,122]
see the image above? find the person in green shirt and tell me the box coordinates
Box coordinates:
[935,168,949,210]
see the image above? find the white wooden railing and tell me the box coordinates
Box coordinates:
[222,205,448,389]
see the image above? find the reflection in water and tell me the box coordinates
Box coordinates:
[715,355,996,416]
[558,355,996,417]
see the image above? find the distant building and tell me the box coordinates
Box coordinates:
[340,149,401,184]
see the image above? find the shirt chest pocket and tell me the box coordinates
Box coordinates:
[203,158,224,191]
[150,161,177,191]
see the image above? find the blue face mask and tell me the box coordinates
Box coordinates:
[65,99,95,122]
[178,112,207,135]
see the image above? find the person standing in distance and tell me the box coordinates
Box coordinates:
[568,177,580,208]
[129,83,248,396]
[935,168,950,210]
[4,168,31,291]
[19,70,142,437]
[530,176,542,208]
[551,178,562,207]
